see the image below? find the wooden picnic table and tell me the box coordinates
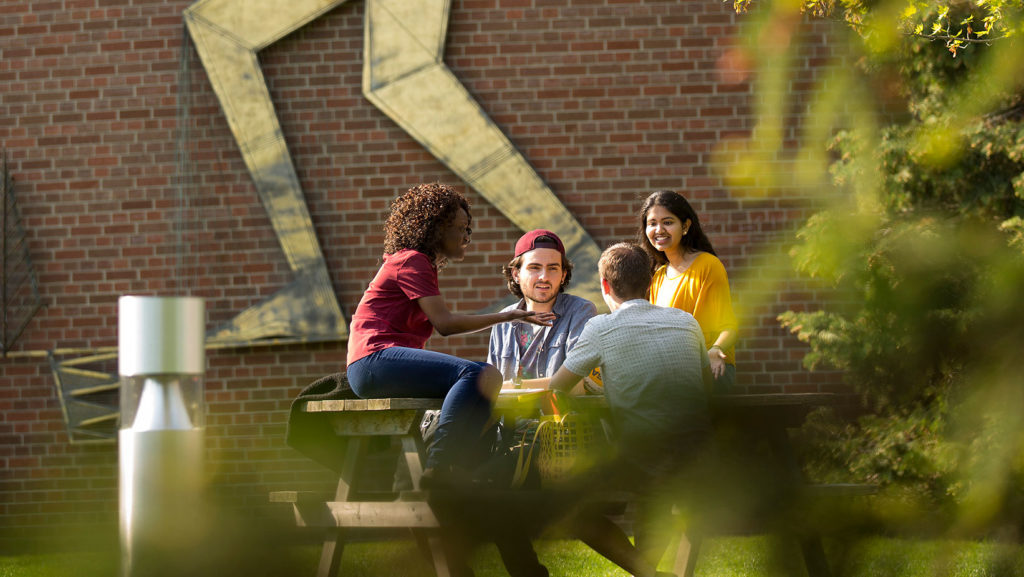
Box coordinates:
[275,390,549,577]
[682,393,868,577]
[276,391,869,577]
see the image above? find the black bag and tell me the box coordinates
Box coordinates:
[473,417,542,489]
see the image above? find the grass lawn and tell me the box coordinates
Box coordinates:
[2,536,1023,576]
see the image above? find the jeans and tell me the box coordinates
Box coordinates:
[346,346,494,470]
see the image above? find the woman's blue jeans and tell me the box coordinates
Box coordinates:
[346,346,494,470]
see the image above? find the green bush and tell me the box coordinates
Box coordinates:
[768,4,1024,533]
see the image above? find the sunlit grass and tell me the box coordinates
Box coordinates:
[839,537,1024,577]
[3,536,1023,577]
[0,552,115,577]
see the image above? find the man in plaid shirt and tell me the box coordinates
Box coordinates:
[546,242,713,577]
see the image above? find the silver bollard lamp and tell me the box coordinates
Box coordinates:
[118,296,205,577]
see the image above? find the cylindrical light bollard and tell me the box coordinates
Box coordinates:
[118,296,205,577]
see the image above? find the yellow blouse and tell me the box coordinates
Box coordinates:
[649,252,737,365]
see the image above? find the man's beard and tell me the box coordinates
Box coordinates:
[524,285,558,305]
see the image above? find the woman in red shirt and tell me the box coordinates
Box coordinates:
[346,183,553,482]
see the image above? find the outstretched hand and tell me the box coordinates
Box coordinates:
[508,309,556,327]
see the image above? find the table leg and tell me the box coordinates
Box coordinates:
[763,426,801,484]
[316,531,346,577]
[412,529,455,577]
[672,531,702,577]
[402,434,426,491]
[335,437,365,501]
[764,426,833,577]
[799,536,832,577]
[316,437,366,577]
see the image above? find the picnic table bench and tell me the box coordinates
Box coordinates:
[274,397,447,577]
[274,391,874,577]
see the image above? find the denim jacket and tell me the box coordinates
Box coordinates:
[487,293,597,382]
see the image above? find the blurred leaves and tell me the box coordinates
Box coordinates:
[733,0,1024,536]
[782,218,1006,408]
[782,200,1024,530]
[730,0,1024,57]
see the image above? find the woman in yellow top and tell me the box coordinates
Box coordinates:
[638,190,738,391]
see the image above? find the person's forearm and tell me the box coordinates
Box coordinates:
[433,311,515,336]
[710,329,737,351]
[419,294,522,336]
[518,377,551,389]
[548,366,583,392]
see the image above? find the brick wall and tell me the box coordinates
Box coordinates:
[1,0,846,548]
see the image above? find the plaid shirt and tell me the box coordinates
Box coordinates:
[562,299,711,447]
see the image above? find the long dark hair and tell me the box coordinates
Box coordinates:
[636,190,716,269]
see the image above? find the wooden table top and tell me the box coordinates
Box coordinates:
[301,392,852,414]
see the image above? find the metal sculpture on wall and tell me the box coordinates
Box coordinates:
[182,0,347,344]
[1,151,44,356]
[50,351,120,442]
[183,0,604,308]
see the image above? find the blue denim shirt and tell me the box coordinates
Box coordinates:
[487,293,597,382]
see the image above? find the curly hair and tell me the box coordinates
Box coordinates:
[636,189,716,271]
[383,183,471,268]
[501,249,574,299]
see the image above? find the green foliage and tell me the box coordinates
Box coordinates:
[999,216,1024,250]
[782,217,1003,406]
[800,404,963,521]
[730,0,1024,530]
[824,34,1024,220]
[872,120,1024,217]
[730,0,1024,57]
[783,203,1024,520]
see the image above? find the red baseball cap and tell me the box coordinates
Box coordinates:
[514,229,565,258]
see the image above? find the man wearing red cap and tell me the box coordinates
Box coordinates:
[477,230,596,577]
[488,229,598,390]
